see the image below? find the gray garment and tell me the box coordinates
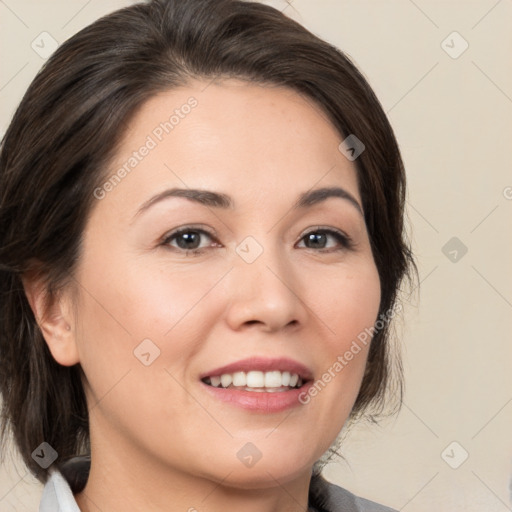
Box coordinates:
[39,457,397,512]
[308,473,398,512]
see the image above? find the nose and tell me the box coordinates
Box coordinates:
[224,242,308,333]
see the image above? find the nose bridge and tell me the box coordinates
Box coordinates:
[226,233,306,331]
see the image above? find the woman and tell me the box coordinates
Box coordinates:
[0,0,415,510]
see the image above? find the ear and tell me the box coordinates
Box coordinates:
[21,269,80,367]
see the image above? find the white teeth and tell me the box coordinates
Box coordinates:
[210,376,222,387]
[264,371,282,387]
[205,370,304,390]
[246,371,265,388]
[232,372,246,387]
[220,374,233,388]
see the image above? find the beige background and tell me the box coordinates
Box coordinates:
[1,1,511,510]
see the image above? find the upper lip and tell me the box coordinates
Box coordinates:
[200,357,313,381]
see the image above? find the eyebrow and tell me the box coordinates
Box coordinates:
[133,185,363,221]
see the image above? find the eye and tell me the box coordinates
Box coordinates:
[297,227,353,251]
[161,226,219,254]
[160,225,353,255]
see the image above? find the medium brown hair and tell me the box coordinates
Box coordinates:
[0,0,416,484]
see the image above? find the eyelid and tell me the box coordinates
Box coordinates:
[299,225,349,238]
[160,224,217,241]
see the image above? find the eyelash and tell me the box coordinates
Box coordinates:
[160,225,354,256]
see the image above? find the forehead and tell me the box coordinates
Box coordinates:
[97,78,360,216]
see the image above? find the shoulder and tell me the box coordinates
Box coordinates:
[309,473,398,512]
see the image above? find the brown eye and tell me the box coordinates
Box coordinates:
[298,229,353,251]
[161,227,218,253]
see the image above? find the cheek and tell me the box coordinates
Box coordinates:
[72,253,230,383]
[317,260,381,350]
[301,261,381,419]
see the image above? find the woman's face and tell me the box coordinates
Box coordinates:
[67,79,381,487]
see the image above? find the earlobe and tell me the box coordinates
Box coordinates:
[21,270,80,367]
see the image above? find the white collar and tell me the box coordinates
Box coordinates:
[39,468,82,512]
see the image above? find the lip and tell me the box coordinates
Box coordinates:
[201,381,313,413]
[199,356,314,380]
[199,357,314,413]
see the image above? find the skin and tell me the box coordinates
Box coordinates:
[24,79,381,512]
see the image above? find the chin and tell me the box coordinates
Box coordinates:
[192,442,322,490]
[211,459,315,490]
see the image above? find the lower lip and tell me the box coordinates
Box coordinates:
[201,382,312,413]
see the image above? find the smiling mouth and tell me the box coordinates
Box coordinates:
[201,370,305,392]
